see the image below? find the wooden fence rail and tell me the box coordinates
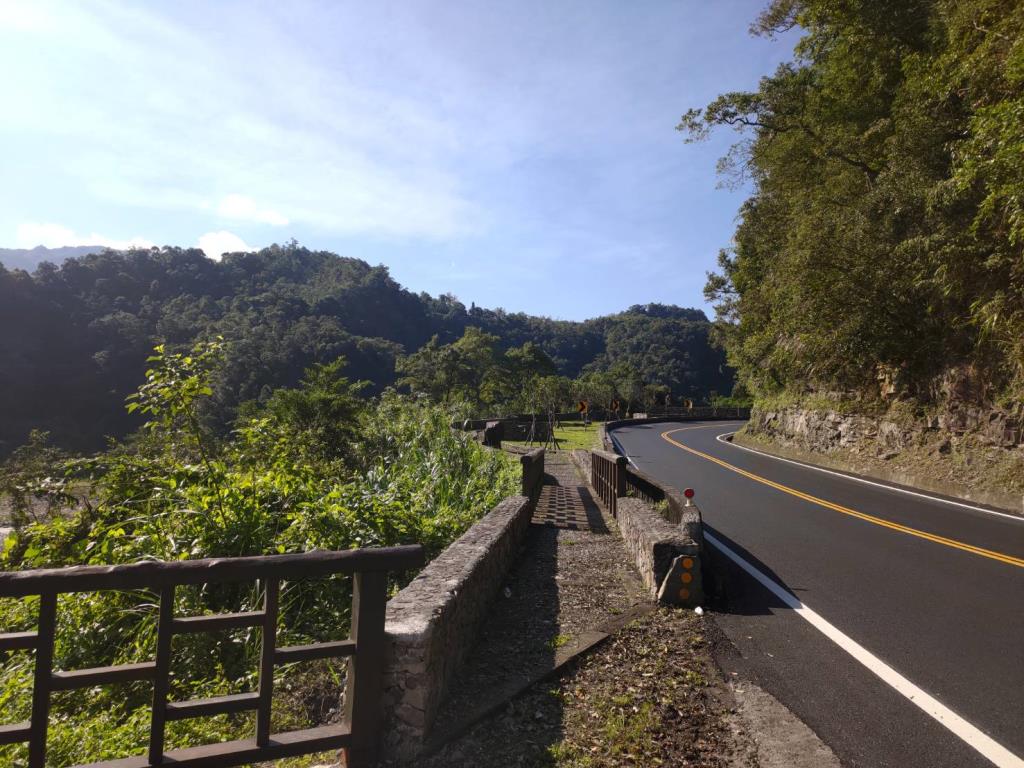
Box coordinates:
[0,545,424,768]
[590,448,687,519]
[590,450,626,517]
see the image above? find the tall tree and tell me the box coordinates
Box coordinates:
[682,0,1024,405]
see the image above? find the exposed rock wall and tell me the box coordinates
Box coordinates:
[744,404,1024,513]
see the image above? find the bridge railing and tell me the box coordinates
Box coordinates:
[590,450,625,517]
[645,406,750,419]
[591,449,667,516]
[0,545,424,768]
[589,448,698,530]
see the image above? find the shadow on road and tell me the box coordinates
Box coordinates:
[702,524,803,616]
[578,486,610,533]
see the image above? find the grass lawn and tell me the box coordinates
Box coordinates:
[506,419,604,451]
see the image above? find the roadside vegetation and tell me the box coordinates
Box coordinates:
[396,325,738,420]
[0,296,711,764]
[0,340,519,766]
[683,0,1024,411]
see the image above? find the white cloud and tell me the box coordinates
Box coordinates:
[0,3,475,240]
[0,0,49,31]
[198,230,253,260]
[15,222,154,250]
[216,194,289,226]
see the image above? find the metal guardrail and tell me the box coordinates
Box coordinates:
[0,545,424,768]
[646,407,751,419]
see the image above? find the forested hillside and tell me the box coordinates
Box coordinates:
[683,0,1023,409]
[0,244,733,454]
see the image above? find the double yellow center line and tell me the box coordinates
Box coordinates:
[661,426,1024,569]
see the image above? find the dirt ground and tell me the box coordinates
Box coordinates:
[416,607,750,768]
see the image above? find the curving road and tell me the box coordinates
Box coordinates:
[610,421,1024,768]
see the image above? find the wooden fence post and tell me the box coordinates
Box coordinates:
[344,570,388,768]
[28,592,56,768]
[614,455,627,500]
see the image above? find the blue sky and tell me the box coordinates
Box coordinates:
[0,0,795,320]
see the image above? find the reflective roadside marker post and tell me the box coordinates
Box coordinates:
[684,488,695,507]
[656,551,703,606]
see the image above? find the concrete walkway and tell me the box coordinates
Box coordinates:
[415,450,649,759]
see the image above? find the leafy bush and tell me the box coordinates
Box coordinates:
[0,341,519,766]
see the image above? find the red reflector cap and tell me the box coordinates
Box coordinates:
[683,488,695,498]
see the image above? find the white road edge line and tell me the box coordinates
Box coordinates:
[714,431,1024,523]
[608,433,639,468]
[703,529,1024,768]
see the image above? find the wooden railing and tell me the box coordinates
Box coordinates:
[590,450,626,517]
[590,449,697,527]
[0,545,424,768]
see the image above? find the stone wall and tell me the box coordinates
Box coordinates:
[614,497,704,607]
[624,464,703,549]
[749,403,1023,451]
[519,448,545,499]
[380,495,533,760]
[570,448,705,607]
[745,404,1024,512]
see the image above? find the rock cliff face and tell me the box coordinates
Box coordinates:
[741,402,1024,514]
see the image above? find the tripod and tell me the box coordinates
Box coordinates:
[543,411,560,452]
[526,414,539,446]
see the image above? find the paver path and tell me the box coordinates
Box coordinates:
[415,450,648,759]
[531,484,608,532]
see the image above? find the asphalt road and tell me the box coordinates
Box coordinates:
[610,421,1024,768]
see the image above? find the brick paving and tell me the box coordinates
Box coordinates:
[531,484,607,532]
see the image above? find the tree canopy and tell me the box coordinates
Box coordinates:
[0,245,733,454]
[683,0,1024,406]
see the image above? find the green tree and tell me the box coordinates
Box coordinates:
[681,0,1024,404]
[261,358,367,460]
[396,335,464,403]
[452,327,500,407]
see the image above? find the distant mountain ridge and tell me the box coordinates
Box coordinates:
[0,245,106,272]
[0,244,734,454]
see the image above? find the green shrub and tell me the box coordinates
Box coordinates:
[0,342,518,766]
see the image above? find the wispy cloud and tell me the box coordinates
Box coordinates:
[0,1,476,240]
[0,0,797,318]
[16,222,154,250]
[215,194,289,227]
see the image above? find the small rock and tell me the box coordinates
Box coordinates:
[694,606,704,615]
[503,586,513,598]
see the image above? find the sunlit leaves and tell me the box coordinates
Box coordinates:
[682,0,1024,401]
